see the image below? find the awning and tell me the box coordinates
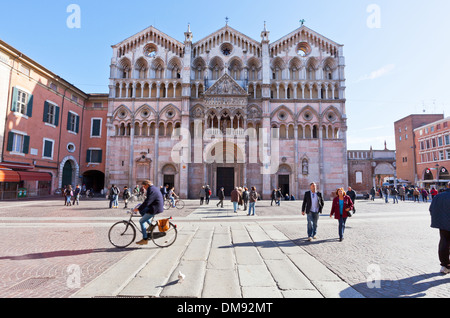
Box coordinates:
[0,169,20,182]
[16,171,52,182]
[0,162,34,170]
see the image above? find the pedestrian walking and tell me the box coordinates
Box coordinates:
[205,185,211,205]
[302,182,324,241]
[370,187,376,201]
[422,188,429,202]
[391,187,399,204]
[429,181,450,274]
[384,187,390,203]
[109,184,120,209]
[242,187,249,211]
[347,186,356,213]
[217,187,225,208]
[330,188,354,242]
[72,185,81,205]
[248,186,258,216]
[399,186,406,201]
[64,185,73,206]
[413,187,420,202]
[430,187,438,200]
[271,188,277,206]
[231,187,240,213]
[276,188,282,206]
[123,186,131,209]
[199,186,205,205]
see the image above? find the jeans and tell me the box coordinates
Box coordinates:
[65,195,71,205]
[233,201,238,212]
[439,229,450,268]
[385,195,389,203]
[109,195,118,208]
[139,212,155,240]
[392,195,398,204]
[248,202,256,215]
[307,212,319,238]
[338,217,348,239]
[170,196,175,207]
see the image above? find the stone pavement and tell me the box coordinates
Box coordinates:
[0,197,448,298]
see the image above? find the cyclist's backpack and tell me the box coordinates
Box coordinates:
[158,219,170,232]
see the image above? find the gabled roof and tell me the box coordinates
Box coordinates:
[270,25,342,47]
[193,24,261,48]
[204,73,248,96]
[112,25,184,49]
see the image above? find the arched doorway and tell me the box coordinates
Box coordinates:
[161,164,177,191]
[82,170,105,193]
[423,168,434,181]
[62,161,74,187]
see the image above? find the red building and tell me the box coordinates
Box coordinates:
[414,117,450,189]
[0,40,107,199]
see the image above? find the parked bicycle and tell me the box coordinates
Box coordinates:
[164,197,185,210]
[108,209,178,248]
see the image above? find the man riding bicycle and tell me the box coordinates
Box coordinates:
[133,180,164,245]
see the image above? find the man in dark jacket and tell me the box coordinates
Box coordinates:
[302,182,324,241]
[347,186,356,212]
[429,181,450,274]
[217,187,225,208]
[134,180,164,245]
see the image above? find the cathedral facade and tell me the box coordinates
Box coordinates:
[106,23,348,199]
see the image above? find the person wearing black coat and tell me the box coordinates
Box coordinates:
[134,180,165,245]
[429,182,450,274]
[217,187,225,208]
[347,187,356,213]
[301,182,324,240]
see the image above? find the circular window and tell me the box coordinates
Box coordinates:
[118,110,127,119]
[327,112,336,122]
[141,110,150,118]
[278,111,287,121]
[144,44,157,58]
[166,109,175,118]
[303,111,312,121]
[220,43,233,56]
[297,42,312,57]
[67,143,76,153]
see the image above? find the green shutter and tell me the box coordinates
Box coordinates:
[75,115,79,133]
[23,135,30,154]
[6,132,14,151]
[98,149,103,163]
[44,140,52,158]
[26,94,33,117]
[43,101,49,123]
[86,150,91,163]
[54,106,60,127]
[11,87,18,112]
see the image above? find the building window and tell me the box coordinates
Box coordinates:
[43,101,60,126]
[86,149,102,163]
[439,150,444,161]
[67,112,80,133]
[447,149,450,160]
[42,138,54,159]
[445,135,450,145]
[7,131,30,154]
[355,171,363,184]
[438,136,443,147]
[11,87,33,117]
[91,118,102,137]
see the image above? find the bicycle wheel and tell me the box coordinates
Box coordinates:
[108,221,136,248]
[151,222,177,248]
[164,199,171,210]
[175,200,185,210]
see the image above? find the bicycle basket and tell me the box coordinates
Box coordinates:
[158,219,170,232]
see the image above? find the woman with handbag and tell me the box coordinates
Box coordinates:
[330,188,354,242]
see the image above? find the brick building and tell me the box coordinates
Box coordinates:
[414,117,450,189]
[394,114,444,185]
[0,40,107,199]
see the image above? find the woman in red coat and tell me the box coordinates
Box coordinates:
[330,188,354,242]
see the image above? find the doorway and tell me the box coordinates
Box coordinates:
[62,161,73,187]
[217,167,234,196]
[278,175,290,197]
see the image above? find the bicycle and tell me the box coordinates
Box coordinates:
[164,197,185,210]
[108,209,178,249]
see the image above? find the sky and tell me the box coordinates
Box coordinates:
[0,0,449,150]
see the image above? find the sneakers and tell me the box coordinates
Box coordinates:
[440,266,450,274]
[136,239,148,245]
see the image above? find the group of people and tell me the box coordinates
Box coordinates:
[228,186,259,215]
[370,185,442,203]
[62,184,81,206]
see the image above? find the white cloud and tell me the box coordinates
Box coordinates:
[356,64,395,83]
